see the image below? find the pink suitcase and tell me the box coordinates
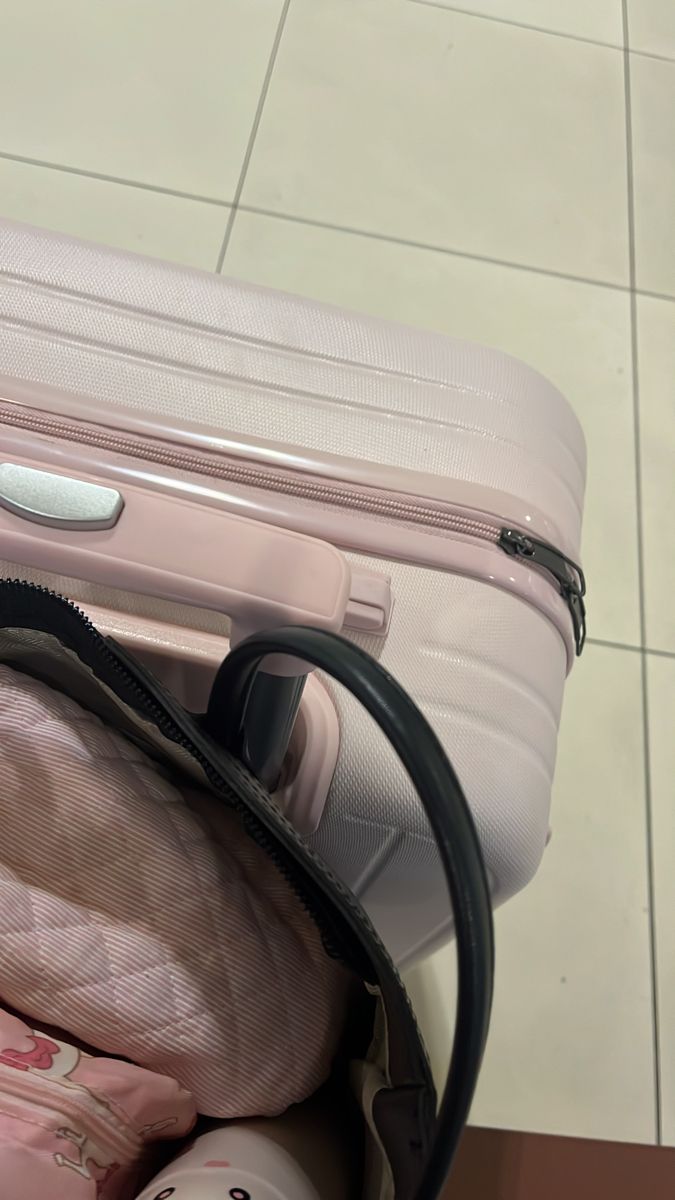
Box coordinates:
[0,218,586,967]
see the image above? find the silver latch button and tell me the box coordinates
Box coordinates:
[0,463,124,531]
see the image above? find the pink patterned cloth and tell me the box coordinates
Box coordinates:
[0,664,349,1118]
[0,1005,196,1199]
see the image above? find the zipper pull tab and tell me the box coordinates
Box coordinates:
[499,529,587,656]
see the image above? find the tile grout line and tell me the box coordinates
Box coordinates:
[214,0,292,273]
[631,46,675,65]
[587,637,642,654]
[408,0,675,65]
[408,0,623,50]
[622,0,662,1146]
[237,204,675,306]
[236,203,637,293]
[0,149,231,208]
[642,646,675,661]
[3,144,675,307]
[587,638,675,660]
[637,285,675,306]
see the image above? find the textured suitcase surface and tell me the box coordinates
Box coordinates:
[0,219,586,965]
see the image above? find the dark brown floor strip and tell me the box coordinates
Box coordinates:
[444,1127,675,1198]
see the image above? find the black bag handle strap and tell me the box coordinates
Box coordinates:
[206,626,494,1199]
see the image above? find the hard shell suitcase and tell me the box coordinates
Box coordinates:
[0,218,586,967]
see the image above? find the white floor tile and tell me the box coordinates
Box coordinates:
[226,211,640,647]
[647,654,675,1145]
[0,0,284,199]
[636,296,675,653]
[414,0,624,46]
[407,645,655,1143]
[631,55,675,297]
[242,1,629,284]
[628,0,675,59]
[0,159,229,269]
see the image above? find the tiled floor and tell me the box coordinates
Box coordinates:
[1,0,673,1148]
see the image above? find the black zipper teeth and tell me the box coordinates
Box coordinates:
[498,528,587,655]
[0,579,349,962]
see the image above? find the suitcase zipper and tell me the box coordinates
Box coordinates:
[498,530,586,654]
[0,400,586,653]
[0,399,511,531]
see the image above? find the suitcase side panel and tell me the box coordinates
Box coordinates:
[312,552,565,965]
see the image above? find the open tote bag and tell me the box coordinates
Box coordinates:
[0,579,494,1200]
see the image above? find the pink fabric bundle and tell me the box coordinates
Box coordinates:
[0,1006,195,1199]
[0,663,349,1119]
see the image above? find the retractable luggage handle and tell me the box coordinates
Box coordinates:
[0,462,351,644]
[0,461,353,784]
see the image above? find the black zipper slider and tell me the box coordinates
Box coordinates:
[499,529,587,656]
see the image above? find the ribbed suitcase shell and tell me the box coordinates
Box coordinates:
[0,220,586,966]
